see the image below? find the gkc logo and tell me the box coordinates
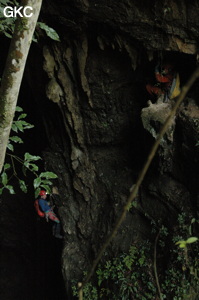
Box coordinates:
[3,6,33,18]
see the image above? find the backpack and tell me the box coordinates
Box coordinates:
[34,199,45,218]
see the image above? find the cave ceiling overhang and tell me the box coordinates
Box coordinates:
[41,0,199,55]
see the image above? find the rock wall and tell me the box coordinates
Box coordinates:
[37,0,199,294]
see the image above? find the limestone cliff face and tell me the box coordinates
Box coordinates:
[0,1,198,299]
[42,0,199,54]
[37,0,199,293]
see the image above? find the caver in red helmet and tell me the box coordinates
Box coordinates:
[39,190,47,196]
[155,63,174,83]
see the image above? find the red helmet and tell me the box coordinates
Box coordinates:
[39,190,47,196]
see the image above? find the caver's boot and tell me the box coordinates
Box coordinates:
[53,223,63,239]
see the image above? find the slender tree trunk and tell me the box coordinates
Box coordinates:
[0,0,43,173]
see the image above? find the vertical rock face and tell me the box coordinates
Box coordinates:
[37,0,199,293]
[42,40,147,282]
[37,1,199,293]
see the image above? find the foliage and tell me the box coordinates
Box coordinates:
[37,22,60,42]
[96,242,156,300]
[161,214,199,300]
[0,0,18,38]
[72,214,199,300]
[176,237,198,249]
[162,243,199,300]
[72,280,98,300]
[0,1,60,42]
[7,106,34,151]
[72,241,156,300]
[0,106,57,197]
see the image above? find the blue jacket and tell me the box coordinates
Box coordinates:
[38,198,51,213]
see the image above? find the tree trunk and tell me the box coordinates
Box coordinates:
[0,0,42,173]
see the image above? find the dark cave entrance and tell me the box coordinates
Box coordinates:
[17,45,67,300]
[0,41,67,299]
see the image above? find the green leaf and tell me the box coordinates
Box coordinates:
[9,136,23,143]
[18,113,27,120]
[40,171,57,179]
[24,153,41,162]
[7,143,14,151]
[40,185,51,194]
[132,201,138,208]
[191,218,196,224]
[32,34,38,43]
[1,172,8,185]
[20,120,34,129]
[0,0,9,5]
[23,123,34,130]
[175,240,184,245]
[0,187,4,195]
[176,240,187,248]
[29,163,39,172]
[4,163,11,171]
[35,187,40,198]
[6,185,15,194]
[33,177,42,189]
[4,31,12,38]
[15,106,23,112]
[11,123,18,133]
[24,161,30,169]
[14,121,24,132]
[138,257,145,266]
[179,242,186,248]
[40,179,53,185]
[186,237,198,244]
[19,180,27,193]
[37,22,60,41]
